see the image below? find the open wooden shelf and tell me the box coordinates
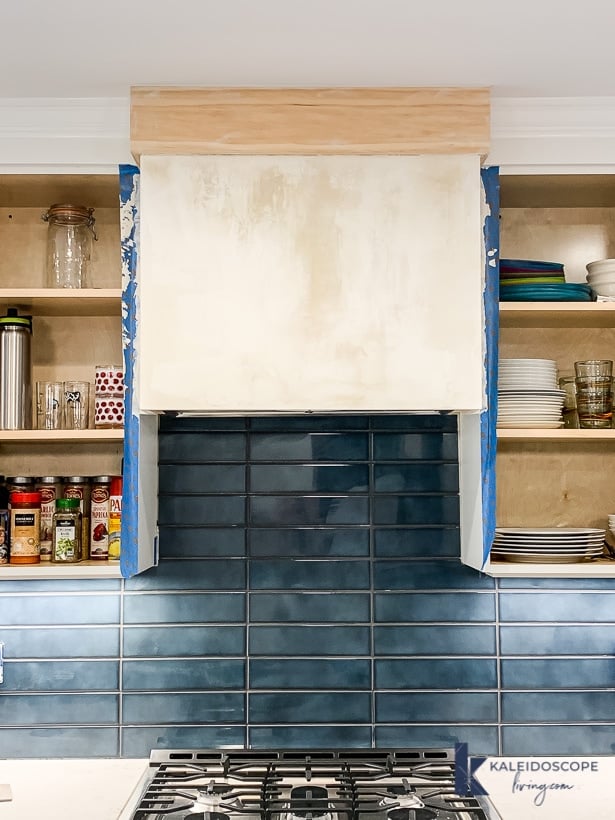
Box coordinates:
[0,288,121,316]
[497,428,615,441]
[485,557,615,578]
[499,301,615,328]
[0,429,123,443]
[0,560,122,580]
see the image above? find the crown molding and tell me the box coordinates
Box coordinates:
[0,97,132,171]
[490,96,615,171]
[1,94,615,173]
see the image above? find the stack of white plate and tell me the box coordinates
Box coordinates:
[492,527,606,563]
[497,358,565,428]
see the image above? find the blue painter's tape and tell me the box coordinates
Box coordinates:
[119,164,140,579]
[480,167,500,567]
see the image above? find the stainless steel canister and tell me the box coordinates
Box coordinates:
[0,309,32,430]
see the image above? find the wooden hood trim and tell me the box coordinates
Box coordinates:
[130,87,490,160]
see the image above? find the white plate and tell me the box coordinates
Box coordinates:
[495,527,605,536]
[497,422,564,428]
[500,358,558,366]
[494,535,605,544]
[498,390,566,397]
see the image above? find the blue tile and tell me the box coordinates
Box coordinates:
[123,593,245,624]
[500,625,615,655]
[374,625,496,656]
[375,593,496,622]
[0,579,121,592]
[250,626,370,656]
[250,593,370,623]
[250,417,369,432]
[250,464,369,493]
[377,692,498,723]
[250,659,371,689]
[375,725,498,756]
[250,560,370,590]
[161,417,247,432]
[159,527,246,558]
[375,659,497,689]
[374,560,494,590]
[0,595,120,626]
[502,658,615,689]
[158,496,246,526]
[123,625,245,656]
[123,659,245,690]
[249,726,372,748]
[502,691,615,723]
[249,692,371,723]
[2,661,119,691]
[250,496,369,526]
[373,433,458,461]
[500,592,615,622]
[250,528,369,557]
[373,496,459,525]
[0,694,118,725]
[374,464,459,493]
[250,433,368,461]
[371,416,457,432]
[1,628,119,658]
[159,464,246,493]
[502,725,615,755]
[122,693,244,724]
[124,560,246,591]
[159,432,246,461]
[122,725,246,757]
[0,728,119,758]
[374,528,460,557]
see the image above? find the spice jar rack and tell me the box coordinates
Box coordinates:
[0,174,124,579]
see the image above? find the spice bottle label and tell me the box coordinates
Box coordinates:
[10,509,40,556]
[54,519,78,561]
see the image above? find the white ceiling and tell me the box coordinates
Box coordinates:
[2,0,615,99]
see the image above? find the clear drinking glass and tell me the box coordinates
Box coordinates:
[36,381,63,429]
[63,381,90,429]
[574,359,613,429]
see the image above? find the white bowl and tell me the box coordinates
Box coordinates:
[586,271,615,283]
[589,283,615,297]
[587,259,615,276]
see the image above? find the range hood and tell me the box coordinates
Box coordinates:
[131,87,490,416]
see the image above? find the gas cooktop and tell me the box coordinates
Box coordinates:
[125,749,499,820]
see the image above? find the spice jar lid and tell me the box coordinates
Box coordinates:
[63,476,90,483]
[10,492,41,504]
[37,476,62,483]
[56,498,80,510]
[92,476,112,483]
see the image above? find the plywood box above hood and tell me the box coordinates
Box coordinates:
[131,87,490,415]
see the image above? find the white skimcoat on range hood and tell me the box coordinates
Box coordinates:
[132,88,490,416]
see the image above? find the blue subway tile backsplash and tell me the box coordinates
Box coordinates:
[2,414,615,759]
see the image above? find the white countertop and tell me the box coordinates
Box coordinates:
[0,758,149,819]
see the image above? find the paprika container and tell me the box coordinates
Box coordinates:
[43,204,96,289]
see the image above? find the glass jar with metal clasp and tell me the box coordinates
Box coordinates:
[43,204,97,288]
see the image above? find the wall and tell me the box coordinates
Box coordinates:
[1,415,614,759]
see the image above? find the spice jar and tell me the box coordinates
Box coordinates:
[9,491,41,564]
[43,204,96,289]
[63,476,90,560]
[108,475,122,561]
[36,477,63,561]
[89,476,111,561]
[52,498,81,563]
